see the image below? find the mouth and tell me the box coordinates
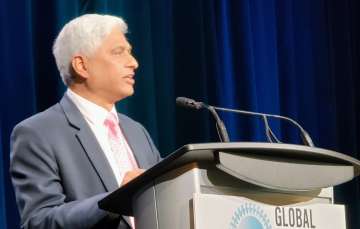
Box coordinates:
[124,74,135,85]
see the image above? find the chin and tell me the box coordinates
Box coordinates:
[116,90,134,101]
[125,87,134,96]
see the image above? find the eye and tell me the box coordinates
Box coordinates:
[111,47,133,56]
[112,50,124,55]
[113,51,122,55]
[111,47,125,55]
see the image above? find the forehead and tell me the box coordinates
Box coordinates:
[101,27,131,49]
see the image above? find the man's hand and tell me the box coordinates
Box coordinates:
[121,169,145,186]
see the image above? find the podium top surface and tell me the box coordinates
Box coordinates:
[99,142,360,214]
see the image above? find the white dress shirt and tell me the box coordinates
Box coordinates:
[66,89,135,186]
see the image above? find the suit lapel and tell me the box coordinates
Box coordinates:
[59,95,118,192]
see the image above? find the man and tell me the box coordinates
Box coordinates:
[10,14,161,229]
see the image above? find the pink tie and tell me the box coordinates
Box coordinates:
[104,112,138,172]
[104,112,138,228]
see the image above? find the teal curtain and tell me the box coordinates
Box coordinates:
[0,123,6,229]
[1,0,360,228]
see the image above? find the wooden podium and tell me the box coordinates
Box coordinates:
[99,143,360,229]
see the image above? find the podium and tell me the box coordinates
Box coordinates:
[99,143,360,229]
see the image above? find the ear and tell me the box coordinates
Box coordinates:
[71,55,90,79]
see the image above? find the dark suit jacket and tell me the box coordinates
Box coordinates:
[10,95,161,229]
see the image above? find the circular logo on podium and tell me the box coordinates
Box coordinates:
[230,203,271,229]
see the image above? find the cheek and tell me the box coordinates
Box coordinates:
[88,58,107,78]
[95,62,120,81]
[87,57,127,85]
[107,61,127,79]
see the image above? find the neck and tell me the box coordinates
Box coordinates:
[69,85,114,111]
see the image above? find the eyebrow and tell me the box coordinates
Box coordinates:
[111,45,132,53]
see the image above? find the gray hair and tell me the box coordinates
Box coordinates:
[52,14,128,86]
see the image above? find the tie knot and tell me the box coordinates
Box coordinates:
[104,112,119,137]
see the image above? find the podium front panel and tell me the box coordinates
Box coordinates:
[193,193,345,229]
[133,163,334,229]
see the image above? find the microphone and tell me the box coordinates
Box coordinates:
[212,106,314,147]
[175,97,203,110]
[176,97,230,142]
[175,97,314,147]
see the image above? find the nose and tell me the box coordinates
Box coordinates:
[127,53,139,70]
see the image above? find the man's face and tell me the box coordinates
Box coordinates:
[84,27,139,103]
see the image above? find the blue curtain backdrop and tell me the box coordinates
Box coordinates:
[1,0,360,228]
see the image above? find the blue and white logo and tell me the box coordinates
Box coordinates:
[230,203,271,229]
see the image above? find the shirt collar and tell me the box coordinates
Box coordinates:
[66,89,119,126]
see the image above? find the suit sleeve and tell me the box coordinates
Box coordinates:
[10,123,116,229]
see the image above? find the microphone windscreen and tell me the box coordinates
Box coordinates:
[175,97,202,109]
